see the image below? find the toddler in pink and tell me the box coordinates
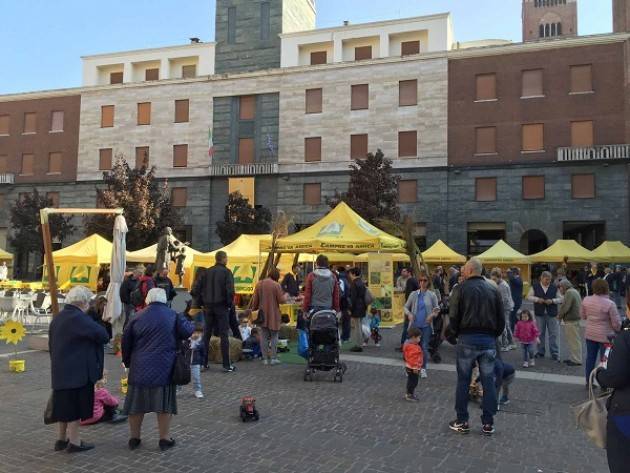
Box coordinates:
[80,373,126,425]
[514,310,540,368]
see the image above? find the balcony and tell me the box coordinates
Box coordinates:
[557,144,630,162]
[209,163,278,177]
[0,173,15,185]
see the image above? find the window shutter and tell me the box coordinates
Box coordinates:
[21,153,34,175]
[476,74,497,100]
[571,121,594,147]
[135,147,150,169]
[145,68,159,81]
[398,131,418,158]
[572,174,595,199]
[310,51,327,65]
[570,65,592,93]
[50,111,64,132]
[303,183,321,205]
[137,102,151,125]
[399,180,417,203]
[171,188,188,207]
[240,96,256,120]
[350,134,368,160]
[354,46,372,61]
[475,127,497,154]
[522,124,544,151]
[305,88,323,114]
[48,152,62,173]
[351,84,369,110]
[475,177,497,202]
[110,72,123,84]
[173,144,188,167]
[305,137,322,162]
[401,41,420,56]
[101,105,114,128]
[238,138,255,164]
[175,99,190,123]
[23,112,37,133]
[399,80,418,106]
[99,148,113,170]
[182,65,196,78]
[522,69,543,97]
[0,115,8,135]
[522,176,545,200]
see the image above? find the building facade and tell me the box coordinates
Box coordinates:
[522,0,578,41]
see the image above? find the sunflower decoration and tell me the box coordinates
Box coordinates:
[0,320,27,345]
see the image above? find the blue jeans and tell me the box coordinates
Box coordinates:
[418,325,432,369]
[536,315,559,358]
[522,343,535,362]
[191,364,202,392]
[585,339,606,384]
[455,335,497,425]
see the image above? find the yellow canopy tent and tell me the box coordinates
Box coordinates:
[591,241,630,264]
[354,253,410,263]
[48,234,113,290]
[528,239,594,263]
[0,248,13,260]
[127,243,203,288]
[260,202,406,254]
[421,240,466,265]
[477,240,530,264]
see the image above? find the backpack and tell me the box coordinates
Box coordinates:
[364,287,374,306]
[130,279,147,307]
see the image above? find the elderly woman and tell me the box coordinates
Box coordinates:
[121,288,193,451]
[581,279,621,384]
[250,267,288,365]
[48,286,109,453]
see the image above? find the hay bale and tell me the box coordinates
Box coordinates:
[208,336,243,364]
[279,324,298,342]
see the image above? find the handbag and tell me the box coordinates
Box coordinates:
[171,315,191,386]
[250,283,266,325]
[44,392,55,425]
[573,369,611,449]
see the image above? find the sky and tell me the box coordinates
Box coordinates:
[0,0,613,95]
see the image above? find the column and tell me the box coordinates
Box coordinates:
[379,33,389,58]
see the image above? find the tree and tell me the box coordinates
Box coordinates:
[9,189,75,277]
[327,149,400,227]
[84,156,181,250]
[216,192,272,245]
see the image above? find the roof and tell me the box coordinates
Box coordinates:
[528,240,594,263]
[477,240,530,264]
[0,248,13,260]
[194,235,272,267]
[52,234,113,265]
[421,240,466,264]
[591,241,630,264]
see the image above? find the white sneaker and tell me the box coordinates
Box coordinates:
[194,391,204,399]
[375,343,381,347]
[262,359,269,366]
[362,342,368,347]
[529,359,535,367]
[500,346,510,352]
[522,361,529,368]
[420,369,428,379]
[270,358,281,365]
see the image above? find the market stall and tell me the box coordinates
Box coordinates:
[127,242,203,289]
[591,241,630,264]
[421,240,467,265]
[477,239,531,294]
[528,239,594,263]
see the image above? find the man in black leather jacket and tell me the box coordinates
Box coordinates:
[447,257,505,436]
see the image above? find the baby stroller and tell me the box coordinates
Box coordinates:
[303,309,346,383]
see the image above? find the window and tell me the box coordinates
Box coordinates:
[50,111,64,132]
[135,146,149,169]
[398,131,417,158]
[238,138,255,164]
[99,148,113,170]
[350,134,368,160]
[399,80,418,106]
[475,127,497,154]
[305,137,322,162]
[354,46,372,61]
[475,177,497,202]
[137,102,151,125]
[476,74,497,101]
[399,180,417,203]
[467,223,506,255]
[570,65,593,93]
[101,105,114,128]
[522,176,545,200]
[239,96,256,120]
[21,153,34,175]
[522,124,544,152]
[175,99,189,123]
[351,84,369,110]
[182,64,197,79]
[23,112,36,134]
[401,40,420,56]
[110,72,123,84]
[303,183,321,205]
[229,177,255,204]
[0,155,7,173]
[572,174,595,199]
[48,152,62,174]
[46,192,60,208]
[0,115,8,135]
[260,2,270,41]
[171,188,188,207]
[227,6,237,44]
[522,69,544,98]
[310,51,327,65]
[145,68,159,81]
[305,88,322,114]
[571,121,594,147]
[173,144,188,167]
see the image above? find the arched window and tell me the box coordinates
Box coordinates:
[545,24,551,37]
[539,24,545,37]
[551,23,557,36]
[557,22,562,35]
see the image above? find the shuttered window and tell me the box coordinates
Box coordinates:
[398,131,417,158]
[572,174,595,199]
[21,153,34,175]
[99,148,113,170]
[351,84,369,110]
[101,105,114,128]
[48,152,62,174]
[310,51,327,65]
[137,102,151,125]
[522,124,544,151]
[305,88,323,114]
[23,112,36,133]
[0,115,9,135]
[401,40,420,56]
[171,188,188,207]
[238,138,255,164]
[182,65,196,78]
[399,180,417,203]
[570,65,593,93]
[303,183,321,205]
[50,111,64,132]
[46,192,60,208]
[475,177,497,202]
[571,121,594,147]
[354,46,372,61]
[175,99,189,123]
[145,68,159,81]
[522,69,544,97]
[135,146,150,169]
[240,96,256,120]
[110,72,123,84]
[522,176,545,200]
[475,127,497,154]
[173,144,188,167]
[305,137,322,162]
[476,74,497,101]
[399,79,418,106]
[350,134,368,160]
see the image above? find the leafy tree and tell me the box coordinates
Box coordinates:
[216,192,272,245]
[9,189,75,277]
[327,149,400,227]
[84,156,181,250]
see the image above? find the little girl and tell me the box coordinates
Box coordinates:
[191,325,206,399]
[513,310,540,368]
[80,371,126,425]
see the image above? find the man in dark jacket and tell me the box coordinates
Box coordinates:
[192,251,236,372]
[120,266,143,327]
[153,267,177,307]
[448,257,505,436]
[281,264,301,298]
[349,267,367,352]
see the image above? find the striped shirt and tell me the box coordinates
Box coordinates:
[581,294,622,343]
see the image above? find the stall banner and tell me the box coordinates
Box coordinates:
[367,254,397,327]
[42,264,100,291]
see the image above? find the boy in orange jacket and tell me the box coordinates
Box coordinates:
[403,327,424,401]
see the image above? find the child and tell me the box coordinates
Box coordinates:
[238,312,252,341]
[243,327,262,360]
[369,309,382,347]
[191,325,206,398]
[80,371,126,425]
[514,309,540,368]
[403,327,424,402]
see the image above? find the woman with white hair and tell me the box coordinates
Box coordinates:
[121,287,193,451]
[48,286,110,453]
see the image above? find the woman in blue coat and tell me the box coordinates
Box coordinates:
[48,286,109,453]
[122,288,193,451]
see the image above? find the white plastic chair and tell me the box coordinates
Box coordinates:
[30,293,52,331]
[12,294,30,324]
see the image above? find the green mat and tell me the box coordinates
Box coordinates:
[277,341,357,365]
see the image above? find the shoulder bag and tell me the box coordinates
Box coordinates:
[171,315,191,386]
[573,369,611,449]
[250,283,266,325]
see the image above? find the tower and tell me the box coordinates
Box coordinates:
[613,0,630,32]
[522,0,578,42]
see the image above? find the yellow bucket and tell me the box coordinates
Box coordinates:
[9,359,25,373]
